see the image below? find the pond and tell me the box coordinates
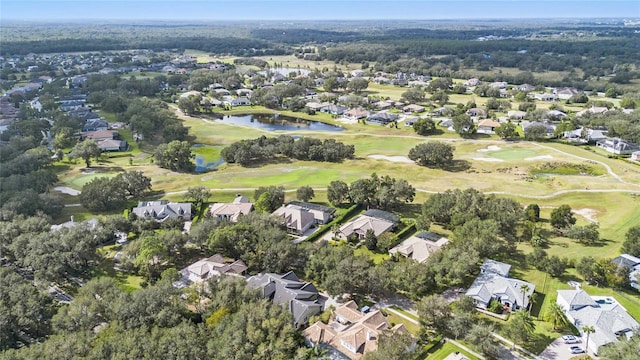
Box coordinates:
[213,113,343,132]
[259,67,311,77]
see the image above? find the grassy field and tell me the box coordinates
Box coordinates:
[425,341,480,360]
[94,245,144,292]
[384,311,420,335]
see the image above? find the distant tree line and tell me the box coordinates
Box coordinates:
[221,135,355,166]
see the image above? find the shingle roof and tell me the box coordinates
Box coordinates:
[481,259,511,277]
[389,231,449,263]
[557,290,598,309]
[272,204,315,232]
[246,271,321,328]
[362,209,400,223]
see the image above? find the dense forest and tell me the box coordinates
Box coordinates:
[2,22,638,88]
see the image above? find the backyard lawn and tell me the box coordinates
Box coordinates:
[425,341,480,360]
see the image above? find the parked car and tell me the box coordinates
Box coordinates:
[569,346,586,354]
[562,335,580,344]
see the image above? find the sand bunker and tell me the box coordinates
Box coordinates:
[573,208,598,223]
[525,155,553,161]
[477,145,502,152]
[368,155,414,164]
[54,186,81,196]
[473,158,504,162]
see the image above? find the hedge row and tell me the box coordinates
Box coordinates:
[304,204,362,242]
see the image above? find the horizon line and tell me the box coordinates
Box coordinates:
[3,17,638,22]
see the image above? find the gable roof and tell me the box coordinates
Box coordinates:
[272,204,315,232]
[611,254,640,269]
[557,289,599,309]
[132,201,192,221]
[481,259,511,277]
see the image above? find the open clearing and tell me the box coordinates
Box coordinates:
[572,208,599,223]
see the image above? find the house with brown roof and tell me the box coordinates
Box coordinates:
[209,195,254,222]
[477,119,502,134]
[403,104,426,113]
[303,300,409,360]
[344,108,369,121]
[466,107,487,118]
[83,130,118,141]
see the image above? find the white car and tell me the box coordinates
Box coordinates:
[569,346,586,354]
[562,335,580,344]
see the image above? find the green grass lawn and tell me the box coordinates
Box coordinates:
[384,311,420,335]
[390,305,419,321]
[425,341,480,360]
[353,247,389,264]
[94,245,145,292]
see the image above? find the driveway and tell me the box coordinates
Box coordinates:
[539,337,587,360]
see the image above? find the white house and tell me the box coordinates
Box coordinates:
[596,138,639,155]
[466,259,535,311]
[556,289,639,355]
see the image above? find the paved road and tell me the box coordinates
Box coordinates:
[539,338,586,360]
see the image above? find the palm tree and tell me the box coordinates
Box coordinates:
[582,325,595,354]
[520,284,530,311]
[545,302,569,330]
[306,344,329,360]
[528,293,538,316]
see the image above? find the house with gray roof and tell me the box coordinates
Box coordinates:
[320,104,347,115]
[247,271,322,329]
[596,138,639,155]
[466,259,535,311]
[132,200,192,222]
[367,111,398,126]
[389,231,448,263]
[287,201,335,225]
[336,209,398,241]
[556,289,639,355]
[523,121,556,136]
[272,204,316,235]
[611,254,640,291]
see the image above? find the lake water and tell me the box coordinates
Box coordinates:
[259,67,311,77]
[214,113,343,132]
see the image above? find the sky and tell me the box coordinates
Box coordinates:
[1,0,639,21]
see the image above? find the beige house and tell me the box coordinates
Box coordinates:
[178,254,247,284]
[303,300,408,360]
[476,119,501,134]
[209,195,254,222]
[389,231,449,263]
[272,204,316,235]
[336,210,398,240]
